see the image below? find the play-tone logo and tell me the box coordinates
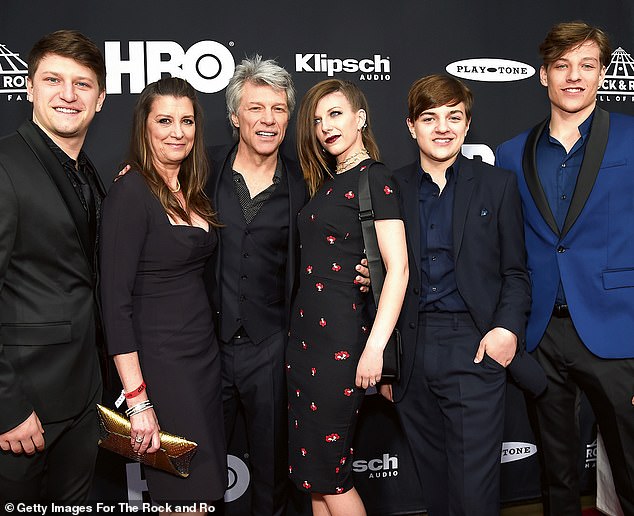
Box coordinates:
[105,40,235,94]
[296,53,390,81]
[225,454,250,503]
[598,47,634,103]
[446,58,535,82]
[0,43,28,100]
[500,442,537,464]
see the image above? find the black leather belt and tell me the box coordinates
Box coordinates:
[552,304,570,318]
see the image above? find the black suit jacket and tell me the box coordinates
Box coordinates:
[205,144,308,336]
[392,156,531,402]
[0,121,103,433]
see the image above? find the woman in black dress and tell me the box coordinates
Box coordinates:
[287,80,409,515]
[100,77,225,507]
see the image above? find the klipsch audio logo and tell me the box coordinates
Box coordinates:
[500,442,537,464]
[105,40,235,94]
[352,453,399,478]
[296,53,390,81]
[598,47,634,103]
[0,43,28,100]
[446,58,535,82]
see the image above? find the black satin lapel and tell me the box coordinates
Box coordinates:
[452,159,474,260]
[400,163,422,269]
[17,122,91,261]
[561,107,610,237]
[522,119,559,236]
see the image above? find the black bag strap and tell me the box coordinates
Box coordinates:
[358,162,385,309]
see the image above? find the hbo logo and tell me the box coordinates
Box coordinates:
[105,40,235,94]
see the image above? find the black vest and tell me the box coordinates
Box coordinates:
[217,162,290,343]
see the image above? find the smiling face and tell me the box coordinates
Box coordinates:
[231,81,289,160]
[540,41,606,120]
[313,90,365,163]
[146,95,195,174]
[27,53,105,156]
[407,102,469,173]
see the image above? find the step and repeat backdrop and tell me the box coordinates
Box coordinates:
[2,0,633,513]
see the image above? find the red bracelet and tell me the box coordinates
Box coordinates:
[124,381,146,399]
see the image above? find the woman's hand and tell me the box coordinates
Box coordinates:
[129,407,161,455]
[379,384,393,402]
[355,344,383,389]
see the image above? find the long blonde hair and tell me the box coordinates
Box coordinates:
[296,80,380,197]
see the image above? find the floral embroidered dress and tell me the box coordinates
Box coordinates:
[287,159,401,494]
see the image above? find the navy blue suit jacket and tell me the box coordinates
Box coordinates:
[392,155,531,402]
[496,107,634,359]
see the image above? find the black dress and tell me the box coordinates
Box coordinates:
[100,170,226,502]
[287,160,401,494]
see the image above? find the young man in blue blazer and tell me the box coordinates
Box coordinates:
[496,21,634,516]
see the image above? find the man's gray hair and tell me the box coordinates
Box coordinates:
[226,55,296,138]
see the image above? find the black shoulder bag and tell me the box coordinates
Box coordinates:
[358,163,402,381]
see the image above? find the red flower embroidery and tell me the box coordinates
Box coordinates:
[344,190,355,199]
[315,282,324,292]
[384,185,393,195]
[344,232,350,239]
[325,188,333,195]
[361,326,368,333]
[335,487,344,494]
[286,363,291,371]
[331,263,342,272]
[311,367,316,376]
[350,447,354,455]
[325,433,341,443]
[310,402,317,411]
[335,467,340,473]
[302,480,311,489]
[360,166,367,172]
[299,309,304,317]
[343,388,354,397]
[352,303,357,311]
[301,448,307,456]
[294,419,298,429]
[340,456,347,465]
[309,213,316,221]
[319,318,327,327]
[301,340,307,350]
[289,465,293,474]
[326,235,336,244]
[334,351,350,360]
[306,265,313,274]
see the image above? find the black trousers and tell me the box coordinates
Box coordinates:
[0,387,101,502]
[396,313,507,516]
[221,330,288,516]
[527,315,634,516]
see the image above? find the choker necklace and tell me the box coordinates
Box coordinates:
[169,179,181,193]
[335,149,370,174]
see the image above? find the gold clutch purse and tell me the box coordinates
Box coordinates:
[96,404,198,478]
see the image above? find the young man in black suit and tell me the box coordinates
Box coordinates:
[386,75,532,515]
[0,30,106,501]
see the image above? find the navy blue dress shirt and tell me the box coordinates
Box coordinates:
[535,112,593,303]
[418,157,468,312]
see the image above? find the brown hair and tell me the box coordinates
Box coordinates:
[407,74,473,122]
[128,77,218,227]
[28,30,106,92]
[539,21,612,68]
[297,79,380,197]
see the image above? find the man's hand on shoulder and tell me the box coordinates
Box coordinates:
[474,327,517,368]
[0,411,45,455]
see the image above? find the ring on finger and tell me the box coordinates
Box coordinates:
[135,435,143,443]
